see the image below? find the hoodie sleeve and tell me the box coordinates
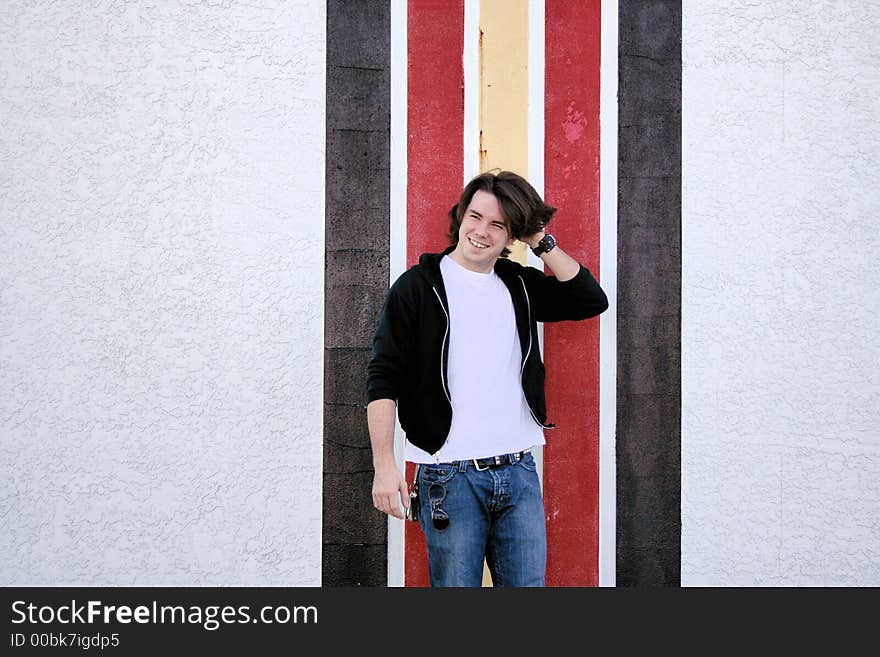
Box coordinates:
[520,263,609,322]
[366,272,417,404]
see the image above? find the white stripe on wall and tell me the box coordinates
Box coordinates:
[599,0,619,587]
[463,0,480,182]
[388,0,408,588]
[527,0,547,485]
[527,0,545,198]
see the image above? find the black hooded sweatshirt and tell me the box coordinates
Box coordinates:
[366,246,608,456]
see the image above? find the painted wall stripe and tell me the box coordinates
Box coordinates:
[323,0,391,586]
[477,0,531,587]
[479,0,530,177]
[390,0,409,288]
[599,0,619,587]
[388,0,408,588]
[463,0,480,182]
[616,1,682,586]
[527,0,545,199]
[404,0,465,588]
[480,0,531,266]
[527,0,546,485]
[544,0,603,586]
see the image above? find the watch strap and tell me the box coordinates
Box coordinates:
[531,233,557,256]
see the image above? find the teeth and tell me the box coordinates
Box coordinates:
[468,237,488,249]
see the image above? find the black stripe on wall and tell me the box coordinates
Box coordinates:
[323,0,391,586]
[617,0,682,586]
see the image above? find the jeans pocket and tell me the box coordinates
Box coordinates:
[418,464,457,485]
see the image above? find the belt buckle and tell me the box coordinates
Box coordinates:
[474,449,530,471]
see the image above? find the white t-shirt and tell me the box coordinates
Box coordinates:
[405,255,545,463]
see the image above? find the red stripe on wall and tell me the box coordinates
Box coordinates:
[543,0,603,586]
[405,0,464,588]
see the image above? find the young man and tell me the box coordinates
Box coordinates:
[366,171,608,587]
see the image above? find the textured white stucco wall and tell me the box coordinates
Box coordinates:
[682,1,879,585]
[0,2,325,584]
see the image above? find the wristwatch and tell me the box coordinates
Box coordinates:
[531,233,557,257]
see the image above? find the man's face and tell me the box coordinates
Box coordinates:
[452,189,515,273]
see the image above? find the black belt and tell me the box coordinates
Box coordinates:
[457,448,532,471]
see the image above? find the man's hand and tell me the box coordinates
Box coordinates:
[368,398,409,519]
[372,463,410,519]
[519,230,546,249]
[519,228,582,282]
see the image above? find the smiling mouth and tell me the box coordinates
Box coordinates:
[467,237,489,250]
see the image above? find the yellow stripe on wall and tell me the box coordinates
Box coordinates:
[478,0,531,587]
[480,0,530,266]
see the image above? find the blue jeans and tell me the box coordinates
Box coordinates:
[415,452,546,587]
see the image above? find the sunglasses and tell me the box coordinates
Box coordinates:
[428,483,450,531]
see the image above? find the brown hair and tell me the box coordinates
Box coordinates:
[448,170,556,257]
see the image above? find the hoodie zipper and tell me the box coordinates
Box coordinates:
[431,286,452,463]
[431,286,453,406]
[518,276,554,430]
